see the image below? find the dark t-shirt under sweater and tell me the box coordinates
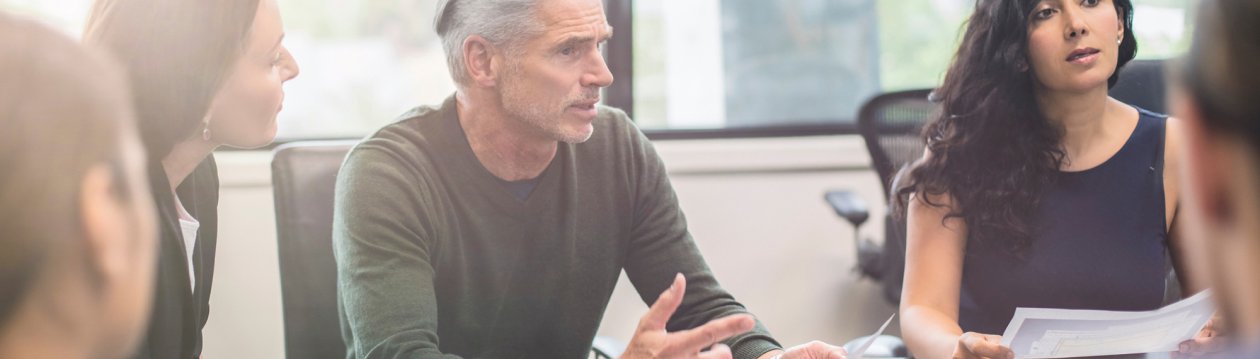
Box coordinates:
[333,95,781,359]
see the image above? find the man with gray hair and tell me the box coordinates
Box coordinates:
[333,0,849,358]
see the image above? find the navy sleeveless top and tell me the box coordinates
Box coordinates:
[959,108,1171,335]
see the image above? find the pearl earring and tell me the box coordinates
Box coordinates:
[201,115,212,141]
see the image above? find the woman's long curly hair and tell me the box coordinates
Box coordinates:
[896,0,1137,254]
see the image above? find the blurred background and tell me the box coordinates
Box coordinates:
[1,0,1193,137]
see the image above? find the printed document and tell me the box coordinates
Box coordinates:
[999,290,1214,359]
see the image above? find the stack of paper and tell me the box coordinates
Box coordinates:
[999,290,1214,359]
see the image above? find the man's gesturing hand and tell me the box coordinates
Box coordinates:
[619,273,756,359]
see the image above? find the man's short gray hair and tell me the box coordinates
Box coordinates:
[434,0,543,87]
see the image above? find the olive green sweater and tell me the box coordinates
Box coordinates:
[333,95,780,359]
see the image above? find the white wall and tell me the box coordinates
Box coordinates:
[202,135,898,358]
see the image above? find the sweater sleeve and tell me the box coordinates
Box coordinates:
[619,121,783,359]
[333,145,462,359]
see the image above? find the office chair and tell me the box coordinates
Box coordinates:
[271,140,626,359]
[824,89,935,359]
[825,88,936,306]
[272,140,358,359]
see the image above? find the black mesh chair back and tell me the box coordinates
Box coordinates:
[851,88,938,304]
[858,88,937,198]
[271,140,358,359]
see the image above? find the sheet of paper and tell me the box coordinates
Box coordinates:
[999,290,1214,359]
[851,313,896,359]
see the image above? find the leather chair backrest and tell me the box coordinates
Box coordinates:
[271,140,358,359]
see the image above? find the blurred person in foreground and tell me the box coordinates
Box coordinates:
[0,12,158,359]
[1172,0,1260,357]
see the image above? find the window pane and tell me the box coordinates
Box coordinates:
[632,0,1195,131]
[0,0,91,31]
[271,0,455,140]
[633,0,881,130]
[3,0,1195,137]
[0,0,458,140]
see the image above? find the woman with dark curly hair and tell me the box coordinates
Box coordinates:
[896,0,1220,358]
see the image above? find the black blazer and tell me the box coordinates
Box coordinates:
[132,156,219,359]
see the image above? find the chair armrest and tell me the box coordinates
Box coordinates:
[824,190,870,228]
